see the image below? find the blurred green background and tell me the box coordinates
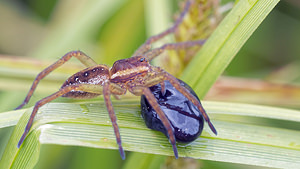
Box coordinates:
[0,0,299,168]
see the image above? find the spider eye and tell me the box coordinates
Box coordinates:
[140,57,146,62]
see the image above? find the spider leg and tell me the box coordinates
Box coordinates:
[113,95,121,100]
[17,83,104,148]
[142,87,178,159]
[144,40,205,61]
[162,71,217,135]
[145,67,217,135]
[15,51,97,110]
[103,83,125,160]
[133,0,193,56]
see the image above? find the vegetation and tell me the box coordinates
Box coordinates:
[0,0,299,168]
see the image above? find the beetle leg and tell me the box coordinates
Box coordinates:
[18,83,104,148]
[16,51,97,110]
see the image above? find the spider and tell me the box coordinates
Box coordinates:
[15,0,217,159]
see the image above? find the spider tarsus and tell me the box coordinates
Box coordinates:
[208,122,218,135]
[172,143,179,159]
[15,103,25,110]
[17,131,27,148]
[119,145,126,160]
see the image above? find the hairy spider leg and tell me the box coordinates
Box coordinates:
[15,51,97,110]
[17,83,104,148]
[142,87,178,158]
[158,69,217,135]
[141,66,217,135]
[144,40,206,61]
[103,83,125,160]
[133,0,193,56]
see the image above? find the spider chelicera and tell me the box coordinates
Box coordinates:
[15,0,217,159]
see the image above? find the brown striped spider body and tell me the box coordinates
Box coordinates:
[16,1,217,159]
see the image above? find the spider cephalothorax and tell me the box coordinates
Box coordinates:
[110,56,149,81]
[16,0,216,160]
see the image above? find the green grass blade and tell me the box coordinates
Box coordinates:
[182,0,280,97]
[123,152,166,169]
[0,110,23,128]
[0,101,300,168]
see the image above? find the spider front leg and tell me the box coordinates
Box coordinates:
[142,87,178,158]
[133,0,194,56]
[18,83,104,148]
[127,84,178,158]
[161,70,217,135]
[15,51,97,110]
[145,67,217,135]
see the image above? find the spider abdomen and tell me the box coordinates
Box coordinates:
[61,65,109,98]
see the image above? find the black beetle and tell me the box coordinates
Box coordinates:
[141,79,204,143]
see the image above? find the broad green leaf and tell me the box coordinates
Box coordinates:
[0,101,299,168]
